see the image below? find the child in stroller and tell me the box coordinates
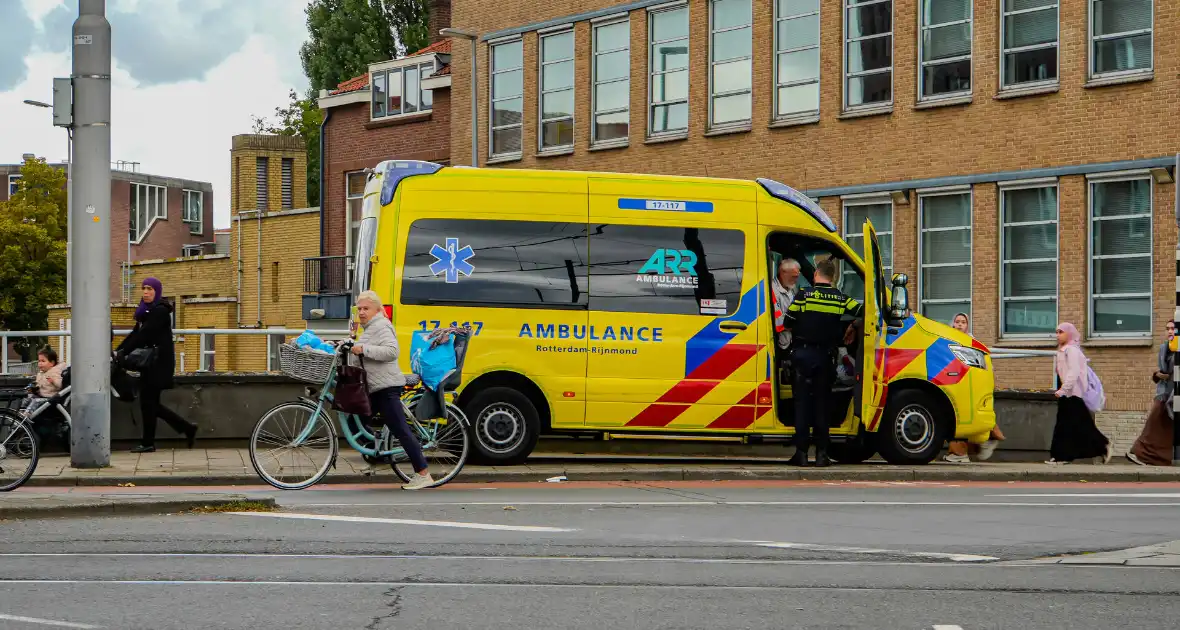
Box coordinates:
[20,346,71,453]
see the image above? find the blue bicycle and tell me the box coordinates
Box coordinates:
[248,332,471,490]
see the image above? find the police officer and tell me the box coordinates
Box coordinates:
[781,257,863,467]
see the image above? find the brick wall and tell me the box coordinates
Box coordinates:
[322,90,452,256]
[228,134,307,213]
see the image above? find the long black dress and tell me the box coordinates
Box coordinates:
[1050,390,1109,462]
[117,301,195,447]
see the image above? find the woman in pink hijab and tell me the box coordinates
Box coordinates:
[1047,322,1111,465]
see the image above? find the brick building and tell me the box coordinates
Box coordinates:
[439,0,1179,414]
[2,161,215,300]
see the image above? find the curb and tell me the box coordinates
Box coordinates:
[0,495,277,520]
[22,467,1180,487]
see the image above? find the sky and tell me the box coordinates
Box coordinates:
[0,0,313,228]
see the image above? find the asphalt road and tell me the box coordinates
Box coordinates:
[2,481,1179,629]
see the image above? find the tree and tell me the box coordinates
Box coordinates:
[252,89,325,207]
[381,0,430,57]
[0,158,68,359]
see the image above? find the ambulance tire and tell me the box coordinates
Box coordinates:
[466,387,540,466]
[876,389,948,465]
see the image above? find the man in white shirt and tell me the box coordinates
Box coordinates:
[772,258,801,350]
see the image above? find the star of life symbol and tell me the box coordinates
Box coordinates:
[429,238,475,284]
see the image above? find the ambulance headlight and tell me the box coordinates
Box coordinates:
[949,344,986,369]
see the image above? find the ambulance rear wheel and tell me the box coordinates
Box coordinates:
[876,390,947,465]
[466,387,540,466]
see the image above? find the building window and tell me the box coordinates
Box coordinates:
[918,191,972,325]
[1090,0,1152,79]
[709,0,752,128]
[648,5,689,136]
[919,0,972,100]
[1089,177,1151,336]
[589,225,745,316]
[490,39,524,157]
[199,331,216,372]
[401,219,588,308]
[592,18,630,145]
[844,0,893,110]
[371,61,436,120]
[129,183,166,242]
[1000,0,1058,89]
[345,171,366,262]
[1000,184,1058,336]
[255,156,269,211]
[267,330,285,372]
[842,199,893,299]
[539,29,575,151]
[7,174,20,197]
[182,189,203,234]
[181,244,203,257]
[281,158,294,209]
[774,0,820,120]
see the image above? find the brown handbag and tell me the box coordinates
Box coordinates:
[333,355,372,416]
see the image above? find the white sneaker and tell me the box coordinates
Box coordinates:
[1045,459,1071,465]
[943,453,970,463]
[1127,452,1146,466]
[977,440,1000,462]
[401,472,434,490]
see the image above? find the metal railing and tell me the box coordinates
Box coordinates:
[303,255,353,294]
[1,328,349,376]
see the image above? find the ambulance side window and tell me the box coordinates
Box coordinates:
[400,219,589,308]
[588,224,744,316]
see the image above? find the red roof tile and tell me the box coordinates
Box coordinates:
[328,41,453,95]
[434,64,451,76]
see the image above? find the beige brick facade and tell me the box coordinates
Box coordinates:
[448,0,1180,412]
[229,135,307,213]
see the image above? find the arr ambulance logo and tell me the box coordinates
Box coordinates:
[429,238,475,283]
[637,248,698,288]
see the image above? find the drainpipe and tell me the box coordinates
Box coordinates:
[257,209,263,327]
[318,108,331,257]
[236,213,242,327]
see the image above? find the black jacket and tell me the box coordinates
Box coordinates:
[117,301,176,390]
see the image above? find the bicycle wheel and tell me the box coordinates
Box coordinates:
[392,402,469,488]
[0,410,39,492]
[249,401,338,490]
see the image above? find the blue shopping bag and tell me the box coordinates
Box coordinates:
[410,330,457,391]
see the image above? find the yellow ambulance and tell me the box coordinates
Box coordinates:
[349,161,996,466]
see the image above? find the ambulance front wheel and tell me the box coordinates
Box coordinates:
[875,389,948,465]
[466,387,540,466]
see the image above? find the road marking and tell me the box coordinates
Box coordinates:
[230,511,578,532]
[0,613,101,629]
[291,500,1180,508]
[988,493,1180,498]
[741,541,997,563]
[932,626,964,630]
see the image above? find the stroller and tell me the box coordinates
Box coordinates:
[18,365,73,454]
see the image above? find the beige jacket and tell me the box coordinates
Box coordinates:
[348,314,406,392]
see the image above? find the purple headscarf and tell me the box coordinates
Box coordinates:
[135,277,163,321]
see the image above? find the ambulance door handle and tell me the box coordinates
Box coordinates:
[719,322,747,332]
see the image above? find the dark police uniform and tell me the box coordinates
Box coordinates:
[782,282,863,466]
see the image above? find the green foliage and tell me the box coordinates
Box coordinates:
[0,158,68,357]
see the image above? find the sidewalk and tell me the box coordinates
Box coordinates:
[0,492,275,519]
[23,448,1180,486]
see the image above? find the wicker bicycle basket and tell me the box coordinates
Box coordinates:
[278,343,337,383]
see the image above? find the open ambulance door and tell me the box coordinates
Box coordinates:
[858,220,888,430]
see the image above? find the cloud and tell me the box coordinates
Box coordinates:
[0,2,35,90]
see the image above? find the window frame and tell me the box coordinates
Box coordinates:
[370,59,438,122]
[130,182,167,243]
[773,0,821,123]
[707,0,753,130]
[842,195,894,273]
[916,187,973,324]
[647,2,690,139]
[591,16,631,148]
[999,0,1060,92]
[181,244,203,258]
[344,171,366,264]
[182,189,203,234]
[198,330,216,373]
[1086,172,1153,339]
[998,179,1060,339]
[7,174,20,197]
[489,36,525,159]
[1087,0,1154,81]
[538,27,576,153]
[266,328,285,372]
[917,0,973,102]
[842,0,895,113]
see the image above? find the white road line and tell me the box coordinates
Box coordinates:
[290,500,1180,508]
[988,493,1180,498]
[932,626,964,630]
[741,541,997,563]
[0,613,101,629]
[230,511,578,532]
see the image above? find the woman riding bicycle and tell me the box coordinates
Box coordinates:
[351,290,433,490]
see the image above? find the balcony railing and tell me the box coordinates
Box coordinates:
[304,256,353,294]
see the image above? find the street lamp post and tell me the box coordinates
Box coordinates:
[23,98,73,308]
[439,28,479,168]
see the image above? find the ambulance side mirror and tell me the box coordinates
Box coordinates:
[889,274,911,322]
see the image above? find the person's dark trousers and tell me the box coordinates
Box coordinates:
[792,345,835,463]
[138,385,196,447]
[370,386,428,473]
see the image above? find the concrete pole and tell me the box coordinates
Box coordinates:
[70,0,112,468]
[66,129,72,306]
[470,38,478,168]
